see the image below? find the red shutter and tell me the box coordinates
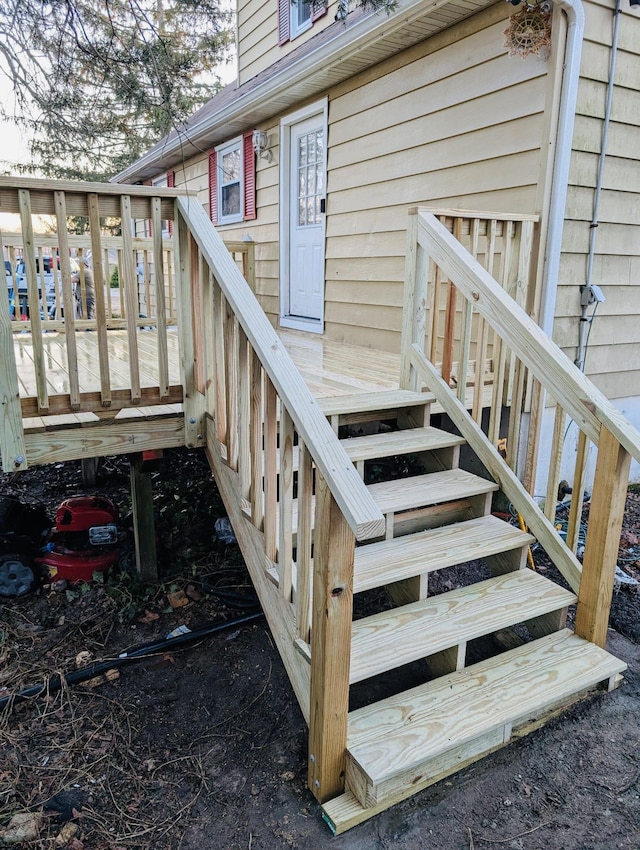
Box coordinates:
[277,0,290,45]
[167,171,175,235]
[208,151,218,225]
[311,1,327,22]
[243,132,257,221]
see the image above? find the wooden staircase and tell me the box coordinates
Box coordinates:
[304,388,626,832]
[168,199,638,836]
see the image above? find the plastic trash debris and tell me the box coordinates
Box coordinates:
[614,565,639,589]
[214,517,237,545]
[166,624,192,639]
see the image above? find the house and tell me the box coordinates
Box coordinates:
[115,0,640,489]
[1,0,637,835]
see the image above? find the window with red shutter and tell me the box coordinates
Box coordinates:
[279,0,327,44]
[278,0,290,44]
[243,133,256,221]
[210,136,257,225]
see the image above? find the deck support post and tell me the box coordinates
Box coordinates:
[308,474,355,803]
[129,453,158,582]
[575,427,631,648]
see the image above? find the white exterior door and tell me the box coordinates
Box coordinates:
[280,103,326,330]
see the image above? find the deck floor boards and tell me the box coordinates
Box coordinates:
[13,327,401,405]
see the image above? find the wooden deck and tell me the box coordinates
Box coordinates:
[14,326,401,408]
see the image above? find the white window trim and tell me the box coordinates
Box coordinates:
[216,137,244,225]
[290,0,313,40]
[279,98,328,334]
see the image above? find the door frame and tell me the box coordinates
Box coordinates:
[279,97,328,333]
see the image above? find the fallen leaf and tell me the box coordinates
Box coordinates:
[185,584,203,601]
[138,610,160,623]
[0,811,43,844]
[75,651,93,668]
[55,822,78,845]
[167,590,189,608]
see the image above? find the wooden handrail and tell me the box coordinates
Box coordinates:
[415,210,640,462]
[405,208,640,648]
[176,195,385,542]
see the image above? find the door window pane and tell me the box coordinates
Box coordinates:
[296,128,324,227]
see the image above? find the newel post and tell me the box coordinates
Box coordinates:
[400,210,428,391]
[574,426,631,648]
[308,473,355,803]
[175,209,205,448]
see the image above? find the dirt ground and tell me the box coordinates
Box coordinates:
[1,448,639,850]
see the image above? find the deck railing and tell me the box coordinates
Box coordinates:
[174,195,385,801]
[0,178,257,472]
[402,209,640,648]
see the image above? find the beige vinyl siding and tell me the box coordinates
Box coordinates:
[322,9,547,350]
[171,126,282,326]
[237,0,342,85]
[556,0,640,398]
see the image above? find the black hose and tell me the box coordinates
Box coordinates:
[0,610,264,712]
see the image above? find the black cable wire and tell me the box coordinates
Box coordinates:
[0,610,264,712]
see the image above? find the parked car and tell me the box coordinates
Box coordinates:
[5,260,16,317]
[14,256,80,319]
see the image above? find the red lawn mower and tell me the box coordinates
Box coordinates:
[0,495,122,597]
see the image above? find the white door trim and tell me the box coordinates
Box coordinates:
[279,98,327,333]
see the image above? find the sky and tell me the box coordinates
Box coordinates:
[0,31,238,176]
[0,74,32,171]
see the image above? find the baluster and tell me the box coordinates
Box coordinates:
[238,328,251,504]
[213,283,226,442]
[472,219,495,422]
[150,197,168,399]
[263,377,278,563]
[224,304,239,471]
[279,408,294,600]
[506,357,527,471]
[166,248,175,321]
[488,220,513,444]
[296,439,313,643]
[566,429,589,554]
[88,193,111,407]
[53,190,81,410]
[120,194,141,403]
[250,351,264,531]
[544,402,566,521]
[18,189,49,412]
[428,259,441,365]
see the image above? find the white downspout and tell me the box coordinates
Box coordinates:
[539,0,585,336]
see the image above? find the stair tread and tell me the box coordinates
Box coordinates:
[367,469,497,514]
[341,427,464,463]
[353,515,534,593]
[347,629,626,786]
[318,390,434,417]
[350,569,576,683]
